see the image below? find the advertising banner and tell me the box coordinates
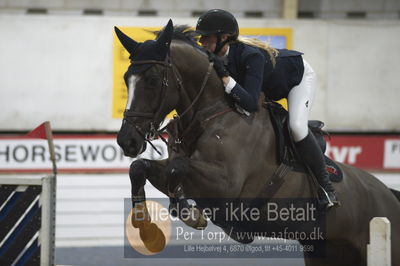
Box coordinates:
[0,135,166,173]
[0,134,399,173]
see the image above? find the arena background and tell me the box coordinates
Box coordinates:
[0,0,399,265]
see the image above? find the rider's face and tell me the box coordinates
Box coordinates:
[199,34,217,53]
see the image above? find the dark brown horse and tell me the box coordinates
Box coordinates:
[115,20,400,265]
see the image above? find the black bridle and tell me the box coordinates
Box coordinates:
[123,56,213,155]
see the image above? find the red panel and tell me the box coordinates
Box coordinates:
[326,135,400,171]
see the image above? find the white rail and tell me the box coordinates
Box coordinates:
[367,217,391,266]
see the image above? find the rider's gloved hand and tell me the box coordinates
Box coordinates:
[207,52,229,78]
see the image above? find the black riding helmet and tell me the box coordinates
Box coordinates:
[196,9,239,54]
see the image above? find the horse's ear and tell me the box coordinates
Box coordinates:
[114,26,138,54]
[156,19,173,48]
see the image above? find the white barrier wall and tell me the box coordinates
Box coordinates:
[54,173,399,248]
[0,15,399,132]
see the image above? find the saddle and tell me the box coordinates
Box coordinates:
[265,101,343,183]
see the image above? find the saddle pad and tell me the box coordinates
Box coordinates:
[325,156,343,183]
[266,101,343,183]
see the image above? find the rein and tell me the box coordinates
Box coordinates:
[123,56,215,154]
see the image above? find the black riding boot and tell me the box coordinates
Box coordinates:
[295,132,337,208]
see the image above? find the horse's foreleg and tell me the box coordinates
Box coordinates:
[166,156,207,230]
[128,159,167,252]
[129,157,207,230]
[129,158,172,212]
[129,159,148,204]
[166,156,189,201]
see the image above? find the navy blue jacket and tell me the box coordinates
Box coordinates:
[226,42,304,112]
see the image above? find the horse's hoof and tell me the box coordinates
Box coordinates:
[139,223,156,242]
[131,204,151,228]
[132,217,151,228]
[170,200,208,230]
[140,223,166,253]
[181,206,208,230]
[169,202,178,217]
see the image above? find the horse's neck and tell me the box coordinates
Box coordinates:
[171,44,225,125]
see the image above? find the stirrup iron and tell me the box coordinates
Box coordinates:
[319,185,334,208]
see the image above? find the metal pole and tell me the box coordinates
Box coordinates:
[40,175,56,266]
[44,121,57,176]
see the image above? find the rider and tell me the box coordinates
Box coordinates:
[195,9,337,208]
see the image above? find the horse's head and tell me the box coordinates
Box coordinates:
[115,20,180,157]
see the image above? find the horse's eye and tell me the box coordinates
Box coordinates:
[146,76,159,87]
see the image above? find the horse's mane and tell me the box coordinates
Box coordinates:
[154,25,206,53]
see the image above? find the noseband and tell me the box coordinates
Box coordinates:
[123,56,213,154]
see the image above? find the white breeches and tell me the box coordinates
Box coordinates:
[288,59,317,142]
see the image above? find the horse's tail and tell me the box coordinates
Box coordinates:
[390,188,400,202]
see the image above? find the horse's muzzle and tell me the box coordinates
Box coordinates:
[117,124,146,158]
